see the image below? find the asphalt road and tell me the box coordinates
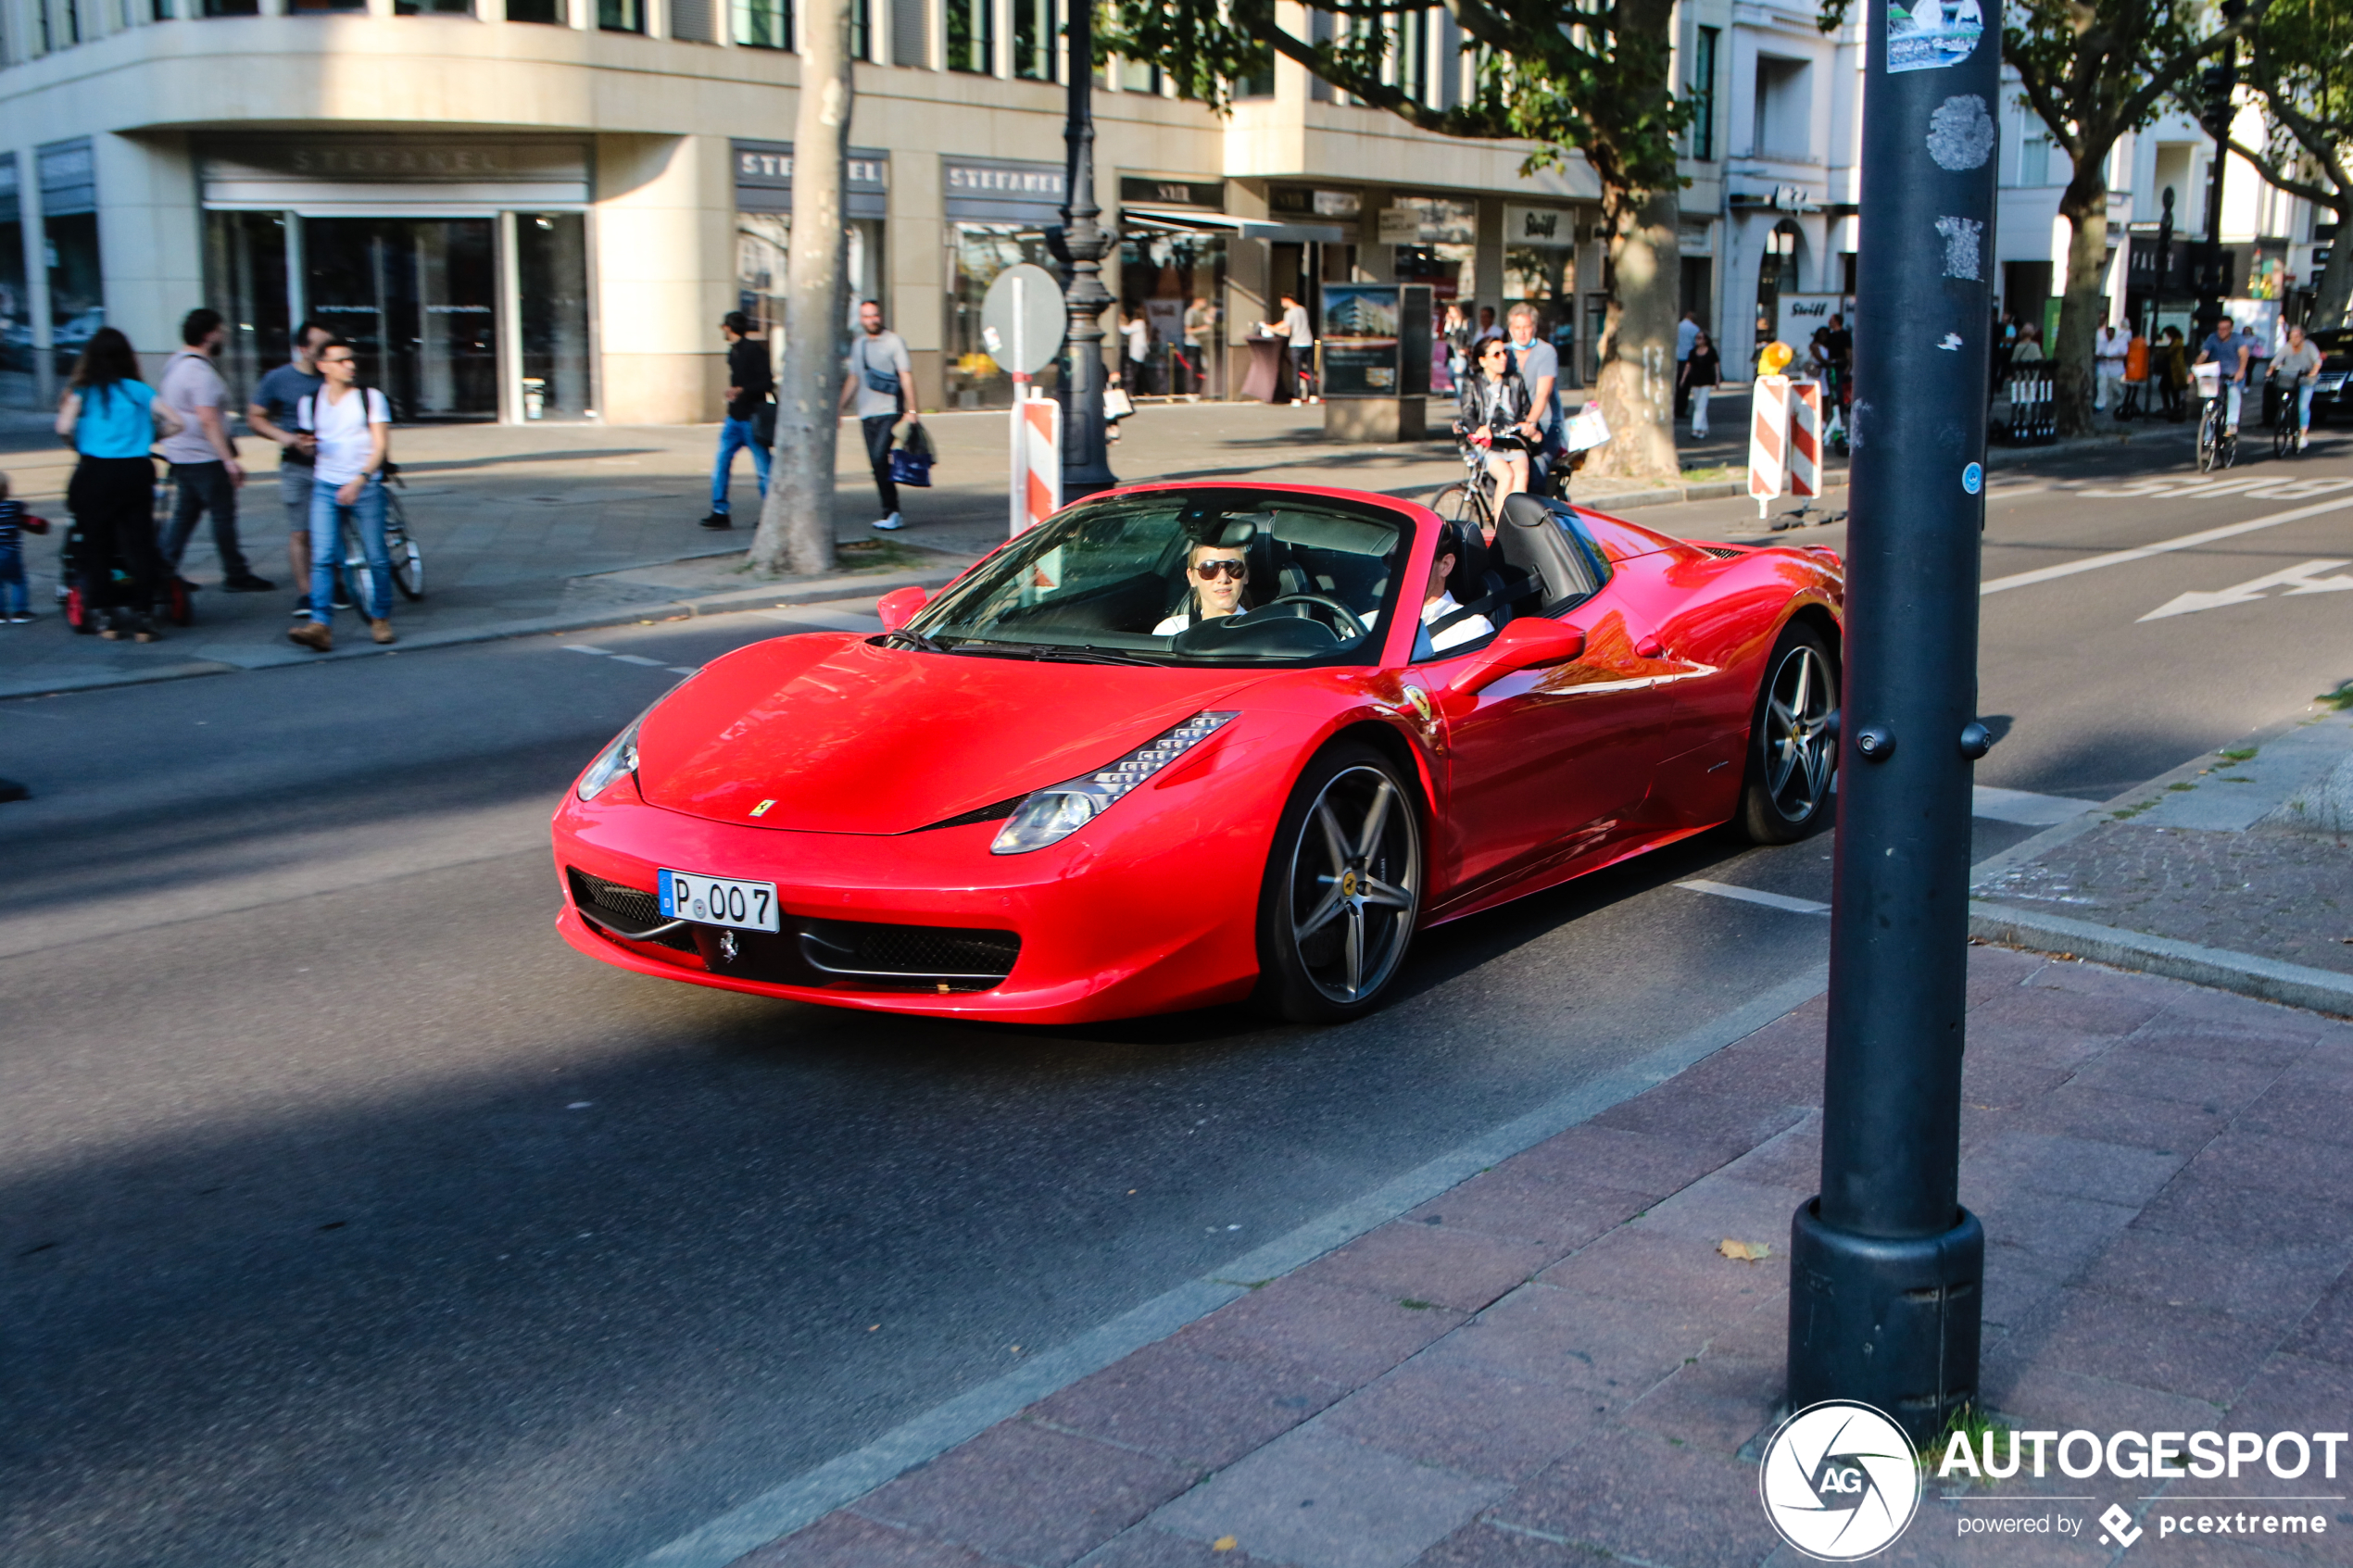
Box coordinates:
[2,425,2348,1568]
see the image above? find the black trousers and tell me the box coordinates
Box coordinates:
[862,415,899,516]
[163,460,251,579]
[67,455,161,614]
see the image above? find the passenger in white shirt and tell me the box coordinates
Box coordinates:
[1416,534,1496,657]
[1153,541,1250,634]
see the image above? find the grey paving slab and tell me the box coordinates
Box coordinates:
[1146,1428,1507,1568]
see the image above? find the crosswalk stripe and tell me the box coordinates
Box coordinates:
[1971,785,2094,825]
[1677,880,1831,914]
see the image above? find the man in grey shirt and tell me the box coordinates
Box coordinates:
[158,307,271,592]
[1505,303,1562,493]
[247,320,332,618]
[841,299,919,532]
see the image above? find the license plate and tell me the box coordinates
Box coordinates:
[658,869,780,933]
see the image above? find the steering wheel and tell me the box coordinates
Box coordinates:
[1266,592,1369,640]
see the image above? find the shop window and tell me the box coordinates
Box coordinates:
[946,0,990,72]
[1011,0,1052,80]
[505,0,563,20]
[306,218,499,420]
[734,0,787,47]
[1118,231,1227,397]
[949,223,1061,408]
[0,158,27,407]
[202,210,291,403]
[887,0,924,66]
[1688,26,1718,160]
[518,213,593,420]
[598,0,643,31]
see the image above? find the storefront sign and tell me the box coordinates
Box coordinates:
[1375,207,1421,245]
[1503,204,1574,247]
[1271,187,1361,219]
[199,136,590,209]
[1119,176,1223,211]
[944,157,1067,221]
[732,141,891,219]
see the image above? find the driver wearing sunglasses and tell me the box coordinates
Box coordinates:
[1153,542,1252,634]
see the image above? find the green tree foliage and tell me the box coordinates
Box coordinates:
[1104,0,1693,479]
[2229,0,2351,326]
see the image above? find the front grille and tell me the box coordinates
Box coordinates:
[567,868,698,952]
[1698,544,1746,559]
[801,919,1021,984]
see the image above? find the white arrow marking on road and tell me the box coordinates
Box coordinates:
[1981,495,2353,596]
[2138,559,2353,621]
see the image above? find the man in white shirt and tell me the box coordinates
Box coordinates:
[1674,311,1699,418]
[842,299,919,532]
[1263,295,1315,402]
[2093,321,2128,413]
[158,307,272,593]
[1416,533,1496,657]
[286,336,394,654]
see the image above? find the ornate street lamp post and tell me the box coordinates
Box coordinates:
[1057,0,1118,499]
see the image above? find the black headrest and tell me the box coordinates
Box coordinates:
[1495,494,1600,605]
[1499,492,1554,533]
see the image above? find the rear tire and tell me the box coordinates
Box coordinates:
[1738,622,1839,845]
[1254,743,1424,1024]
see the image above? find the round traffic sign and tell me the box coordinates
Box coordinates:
[981,263,1065,376]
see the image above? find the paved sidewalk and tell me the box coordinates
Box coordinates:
[711,949,2353,1567]
[1974,704,2353,1014]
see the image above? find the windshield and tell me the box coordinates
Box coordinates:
[903,490,1410,666]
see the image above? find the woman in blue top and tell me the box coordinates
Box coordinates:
[56,327,183,641]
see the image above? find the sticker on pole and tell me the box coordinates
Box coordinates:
[1887,0,1982,72]
[1961,461,1983,495]
[1757,1400,1921,1560]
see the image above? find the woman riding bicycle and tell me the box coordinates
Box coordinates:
[2273,324,2323,455]
[1454,338,1537,528]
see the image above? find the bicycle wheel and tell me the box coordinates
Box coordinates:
[390,533,424,600]
[1431,483,1491,535]
[2197,408,2221,472]
[2276,416,2294,459]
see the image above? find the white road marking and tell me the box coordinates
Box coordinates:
[668,665,701,676]
[2139,558,2353,621]
[1676,880,1831,914]
[2077,474,2353,502]
[1980,495,2353,596]
[1970,784,2095,825]
[608,653,670,667]
[562,644,613,656]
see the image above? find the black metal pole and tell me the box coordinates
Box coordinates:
[1785,0,1999,1447]
[2196,6,2239,337]
[1057,1,1117,499]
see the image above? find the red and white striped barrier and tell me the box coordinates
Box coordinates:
[1788,379,1821,499]
[1012,390,1061,536]
[1749,374,1790,517]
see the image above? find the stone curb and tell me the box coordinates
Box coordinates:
[1969,900,2353,1019]
[0,559,974,703]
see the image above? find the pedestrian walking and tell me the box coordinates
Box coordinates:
[245,320,332,621]
[2093,320,2128,414]
[1674,310,1699,418]
[1122,309,1151,395]
[1504,303,1561,494]
[1263,294,1315,402]
[56,327,186,643]
[2157,326,2189,420]
[1680,330,1721,438]
[0,471,44,623]
[2011,323,2045,363]
[699,311,774,531]
[158,308,272,595]
[842,298,917,533]
[1181,295,1215,394]
[286,336,393,653]
[2120,325,2149,420]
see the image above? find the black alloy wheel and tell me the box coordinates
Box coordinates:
[1256,743,1424,1023]
[1739,622,1840,845]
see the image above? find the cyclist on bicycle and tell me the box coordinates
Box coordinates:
[1454,338,1537,533]
[2194,315,2253,440]
[2272,323,2323,455]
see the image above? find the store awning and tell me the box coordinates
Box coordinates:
[1120,207,1350,245]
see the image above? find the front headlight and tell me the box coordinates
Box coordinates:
[576,709,650,801]
[990,711,1239,854]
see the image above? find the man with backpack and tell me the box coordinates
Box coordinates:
[841,299,918,533]
[698,312,774,531]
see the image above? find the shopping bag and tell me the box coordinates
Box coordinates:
[887,421,936,488]
[1103,385,1137,422]
[1563,401,1613,453]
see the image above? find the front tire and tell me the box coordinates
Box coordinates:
[1738,622,1839,845]
[1255,744,1424,1024]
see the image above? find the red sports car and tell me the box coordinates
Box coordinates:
[550,483,1842,1024]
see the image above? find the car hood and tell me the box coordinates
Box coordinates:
[635,634,1266,834]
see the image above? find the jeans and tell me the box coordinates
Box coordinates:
[0,542,24,617]
[309,474,389,627]
[163,460,252,580]
[710,415,772,516]
[2219,381,2244,429]
[1691,385,1713,438]
[862,414,900,516]
[2290,383,2316,431]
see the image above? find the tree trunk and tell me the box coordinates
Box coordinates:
[1585,183,1682,483]
[751,0,854,576]
[2051,160,2112,438]
[2313,208,2353,330]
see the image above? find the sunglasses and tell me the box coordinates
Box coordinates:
[1191,558,1248,581]
[1481,345,1509,358]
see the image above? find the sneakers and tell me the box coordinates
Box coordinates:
[698,512,734,530]
[3,613,31,625]
[872,513,904,532]
[371,618,396,645]
[223,573,277,593]
[288,620,333,652]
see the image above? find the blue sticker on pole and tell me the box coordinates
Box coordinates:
[1888,0,1983,71]
[1961,461,1983,495]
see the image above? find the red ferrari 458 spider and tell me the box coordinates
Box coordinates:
[550,483,1842,1024]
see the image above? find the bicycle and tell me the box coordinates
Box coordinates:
[2272,379,2313,460]
[2192,365,2236,473]
[338,464,424,608]
[1432,437,1503,540]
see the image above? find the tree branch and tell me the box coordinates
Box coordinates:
[2225,133,2345,212]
